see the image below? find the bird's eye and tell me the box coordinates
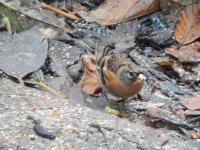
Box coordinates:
[127,71,137,79]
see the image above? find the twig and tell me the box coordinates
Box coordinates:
[41,2,79,20]
[118,132,136,144]
[24,80,62,97]
[89,124,111,150]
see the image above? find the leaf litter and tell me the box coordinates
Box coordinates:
[175,2,200,44]
[1,0,200,147]
[78,0,160,26]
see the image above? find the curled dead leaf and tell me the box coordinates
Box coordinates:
[169,0,200,6]
[175,3,200,44]
[192,130,200,139]
[147,107,193,130]
[78,0,160,26]
[170,0,182,4]
[80,55,101,95]
[185,110,200,116]
[147,107,172,119]
[180,95,200,110]
[165,42,200,63]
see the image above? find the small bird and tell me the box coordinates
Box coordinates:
[96,45,145,102]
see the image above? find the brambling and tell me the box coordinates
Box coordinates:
[96,45,145,102]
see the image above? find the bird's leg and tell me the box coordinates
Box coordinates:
[116,99,134,118]
[116,99,126,112]
[116,98,125,103]
[102,90,110,106]
[102,92,132,117]
[102,91,118,109]
[102,91,121,116]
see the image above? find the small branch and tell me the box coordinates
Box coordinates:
[24,80,62,97]
[41,2,79,20]
[118,132,136,144]
[89,124,111,150]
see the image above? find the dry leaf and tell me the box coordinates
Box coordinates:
[104,106,120,116]
[147,107,192,129]
[169,0,200,6]
[165,42,200,63]
[180,95,200,110]
[80,55,101,95]
[185,110,200,116]
[147,107,172,119]
[170,0,182,4]
[192,130,200,139]
[78,0,160,26]
[175,3,200,44]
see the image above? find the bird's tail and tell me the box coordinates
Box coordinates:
[96,45,114,64]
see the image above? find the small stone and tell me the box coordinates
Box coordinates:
[29,134,36,140]
[67,61,82,82]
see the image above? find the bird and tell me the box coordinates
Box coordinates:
[95,45,145,103]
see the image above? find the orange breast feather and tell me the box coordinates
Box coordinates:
[103,66,143,99]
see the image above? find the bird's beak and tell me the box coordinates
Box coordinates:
[137,74,146,81]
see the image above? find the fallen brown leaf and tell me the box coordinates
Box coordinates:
[169,0,200,6]
[78,0,160,26]
[180,95,200,110]
[165,42,200,63]
[175,3,200,44]
[185,110,200,116]
[147,107,172,119]
[192,130,200,139]
[170,0,182,4]
[147,107,193,130]
[80,55,101,95]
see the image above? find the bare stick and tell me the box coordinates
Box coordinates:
[41,2,79,20]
